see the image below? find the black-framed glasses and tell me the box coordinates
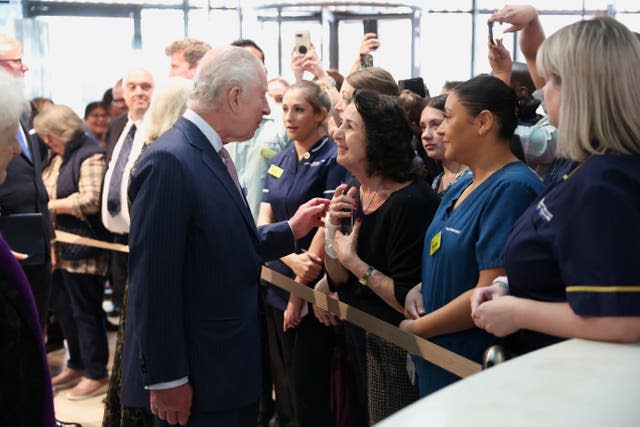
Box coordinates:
[0,58,23,66]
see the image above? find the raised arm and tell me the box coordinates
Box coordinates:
[491,4,546,88]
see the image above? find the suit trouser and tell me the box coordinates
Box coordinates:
[155,402,258,427]
[52,269,109,379]
[109,234,128,310]
[22,257,52,327]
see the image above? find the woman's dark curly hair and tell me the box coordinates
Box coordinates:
[353,89,417,182]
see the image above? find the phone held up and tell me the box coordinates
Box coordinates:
[295,30,311,55]
[360,18,378,69]
[363,18,378,36]
[487,20,503,45]
[340,185,358,234]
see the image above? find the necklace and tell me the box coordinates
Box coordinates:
[440,168,467,193]
[361,184,381,213]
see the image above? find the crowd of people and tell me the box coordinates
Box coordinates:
[0,4,639,427]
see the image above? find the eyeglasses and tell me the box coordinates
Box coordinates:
[111,98,126,105]
[0,58,23,66]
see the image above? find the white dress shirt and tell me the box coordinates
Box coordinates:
[101,118,146,234]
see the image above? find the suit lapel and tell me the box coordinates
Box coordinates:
[175,119,261,241]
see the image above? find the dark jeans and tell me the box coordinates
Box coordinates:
[109,234,128,310]
[156,402,258,427]
[52,269,108,379]
[22,257,52,327]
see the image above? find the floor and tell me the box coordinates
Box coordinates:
[48,312,118,427]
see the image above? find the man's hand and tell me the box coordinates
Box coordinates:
[289,197,329,240]
[150,382,193,426]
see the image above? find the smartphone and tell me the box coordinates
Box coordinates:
[340,186,357,234]
[488,20,495,45]
[398,77,426,98]
[488,20,503,45]
[294,30,311,55]
[363,19,378,36]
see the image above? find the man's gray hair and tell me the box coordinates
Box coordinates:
[0,69,26,131]
[188,46,265,112]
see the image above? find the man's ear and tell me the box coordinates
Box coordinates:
[227,86,242,113]
[477,109,494,136]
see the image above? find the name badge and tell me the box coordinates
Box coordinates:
[267,164,284,178]
[260,147,277,160]
[429,231,442,256]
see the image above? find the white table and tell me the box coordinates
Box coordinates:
[377,339,640,426]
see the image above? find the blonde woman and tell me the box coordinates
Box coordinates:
[472,17,640,354]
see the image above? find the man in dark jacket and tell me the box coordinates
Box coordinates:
[0,35,53,326]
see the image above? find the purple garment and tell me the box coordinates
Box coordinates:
[0,234,55,426]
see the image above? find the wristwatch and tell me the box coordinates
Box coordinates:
[359,265,374,286]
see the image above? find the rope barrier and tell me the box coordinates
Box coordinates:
[54,230,482,378]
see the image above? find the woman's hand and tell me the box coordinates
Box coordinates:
[333,217,362,270]
[470,282,509,315]
[488,38,512,84]
[312,277,341,327]
[399,318,418,335]
[471,295,522,337]
[404,283,424,320]
[301,47,326,79]
[284,252,323,285]
[359,33,380,54]
[490,4,538,33]
[327,184,358,227]
[283,294,308,331]
[290,48,306,82]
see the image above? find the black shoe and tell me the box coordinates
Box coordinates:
[105,318,119,332]
[56,420,82,427]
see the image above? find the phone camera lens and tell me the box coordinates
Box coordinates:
[298,45,307,54]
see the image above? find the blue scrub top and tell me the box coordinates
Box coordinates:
[416,161,543,396]
[263,137,348,310]
[505,153,640,354]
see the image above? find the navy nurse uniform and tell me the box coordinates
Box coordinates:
[262,137,347,308]
[504,153,640,355]
[416,161,543,397]
[262,136,347,426]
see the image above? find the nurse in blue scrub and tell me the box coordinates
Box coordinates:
[258,79,347,427]
[471,17,640,353]
[400,75,543,397]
